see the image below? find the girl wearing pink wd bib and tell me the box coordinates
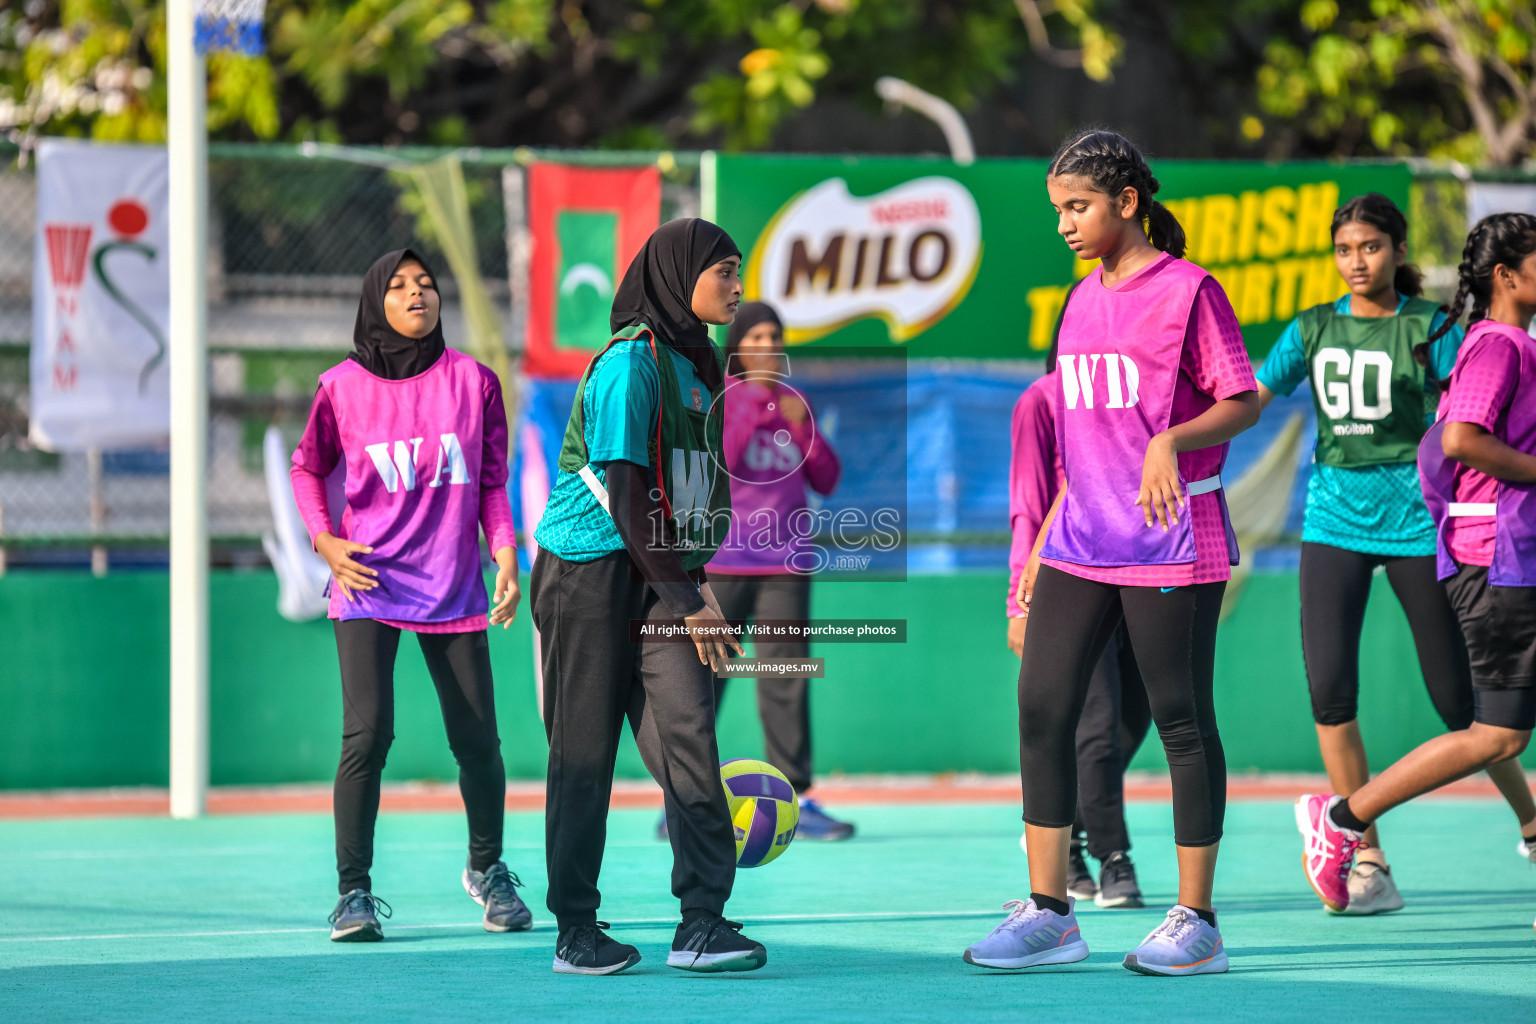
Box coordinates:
[290,249,527,942]
[1297,213,1536,919]
[964,131,1260,978]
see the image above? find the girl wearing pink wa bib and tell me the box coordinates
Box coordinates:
[290,250,528,942]
[1297,214,1536,921]
[964,131,1260,978]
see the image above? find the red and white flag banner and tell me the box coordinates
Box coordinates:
[522,163,660,379]
[31,140,170,451]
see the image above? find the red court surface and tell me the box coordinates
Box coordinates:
[0,772,1517,819]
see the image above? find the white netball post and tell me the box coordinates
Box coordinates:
[167,0,266,819]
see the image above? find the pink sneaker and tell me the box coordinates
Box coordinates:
[1295,794,1361,912]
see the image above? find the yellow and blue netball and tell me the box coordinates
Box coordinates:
[720,758,799,868]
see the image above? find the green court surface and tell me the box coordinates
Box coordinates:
[2,800,1533,1022]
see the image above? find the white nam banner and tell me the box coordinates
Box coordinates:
[31,140,169,451]
[744,176,982,344]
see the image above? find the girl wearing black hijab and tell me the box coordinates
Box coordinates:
[291,249,529,941]
[531,218,766,976]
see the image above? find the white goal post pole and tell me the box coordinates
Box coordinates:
[167,0,210,820]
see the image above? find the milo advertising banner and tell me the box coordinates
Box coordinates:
[712,155,1412,359]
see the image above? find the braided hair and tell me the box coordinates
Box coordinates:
[1048,129,1186,259]
[1429,212,1536,342]
[1331,193,1422,297]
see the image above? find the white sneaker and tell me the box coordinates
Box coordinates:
[962,898,1089,970]
[1123,905,1229,976]
[1339,861,1404,915]
[1518,837,1534,864]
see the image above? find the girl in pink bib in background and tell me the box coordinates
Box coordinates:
[290,249,527,942]
[964,130,1261,978]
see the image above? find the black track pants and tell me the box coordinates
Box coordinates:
[708,573,814,792]
[1072,625,1153,860]
[1020,564,1226,847]
[1300,542,1474,730]
[531,549,736,931]
[333,618,506,895]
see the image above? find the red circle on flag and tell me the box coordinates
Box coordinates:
[108,200,150,238]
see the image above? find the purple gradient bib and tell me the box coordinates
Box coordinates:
[321,349,490,621]
[1041,257,1211,568]
[1418,321,1536,587]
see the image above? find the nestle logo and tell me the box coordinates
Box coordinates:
[869,198,949,225]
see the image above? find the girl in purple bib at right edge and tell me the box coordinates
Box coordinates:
[962,130,1261,977]
[1296,213,1536,933]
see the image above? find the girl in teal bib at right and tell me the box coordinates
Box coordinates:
[1255,193,1536,915]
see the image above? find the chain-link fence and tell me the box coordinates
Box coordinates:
[0,144,701,568]
[0,147,1527,569]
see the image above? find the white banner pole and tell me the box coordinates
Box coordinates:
[167,0,209,820]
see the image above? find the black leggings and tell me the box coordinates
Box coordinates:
[709,573,814,792]
[333,618,506,895]
[1072,625,1153,861]
[1020,564,1226,847]
[1300,542,1473,730]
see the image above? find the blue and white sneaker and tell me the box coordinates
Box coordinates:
[962,898,1088,969]
[796,797,855,841]
[463,861,533,933]
[328,889,391,942]
[1122,906,1228,976]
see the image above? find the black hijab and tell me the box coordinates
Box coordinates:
[349,248,447,380]
[724,301,783,375]
[610,218,739,392]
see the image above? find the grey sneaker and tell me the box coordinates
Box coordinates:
[1339,861,1404,916]
[328,889,390,942]
[463,861,533,933]
[1123,905,1228,976]
[1094,851,1144,909]
[962,898,1089,970]
[1066,838,1097,901]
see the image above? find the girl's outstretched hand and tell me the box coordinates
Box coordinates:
[490,548,520,628]
[1136,432,1184,532]
[315,532,377,602]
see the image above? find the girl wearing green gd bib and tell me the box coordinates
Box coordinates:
[1255,193,1536,915]
[531,219,764,977]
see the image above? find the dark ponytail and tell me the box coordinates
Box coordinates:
[1430,211,1536,342]
[1049,129,1186,259]
[1331,192,1423,297]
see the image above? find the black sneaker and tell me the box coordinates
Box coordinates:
[1066,838,1097,901]
[667,912,767,973]
[462,860,534,933]
[328,889,391,942]
[1095,851,1144,909]
[553,922,642,976]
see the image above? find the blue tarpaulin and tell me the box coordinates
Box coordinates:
[512,362,1320,573]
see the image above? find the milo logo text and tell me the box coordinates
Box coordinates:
[746,177,982,344]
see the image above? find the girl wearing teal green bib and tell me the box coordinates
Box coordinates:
[1256,194,1536,914]
[531,219,768,977]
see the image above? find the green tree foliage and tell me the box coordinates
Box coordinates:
[1257,0,1536,166]
[0,0,1116,149]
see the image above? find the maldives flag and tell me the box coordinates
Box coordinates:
[524,163,660,379]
